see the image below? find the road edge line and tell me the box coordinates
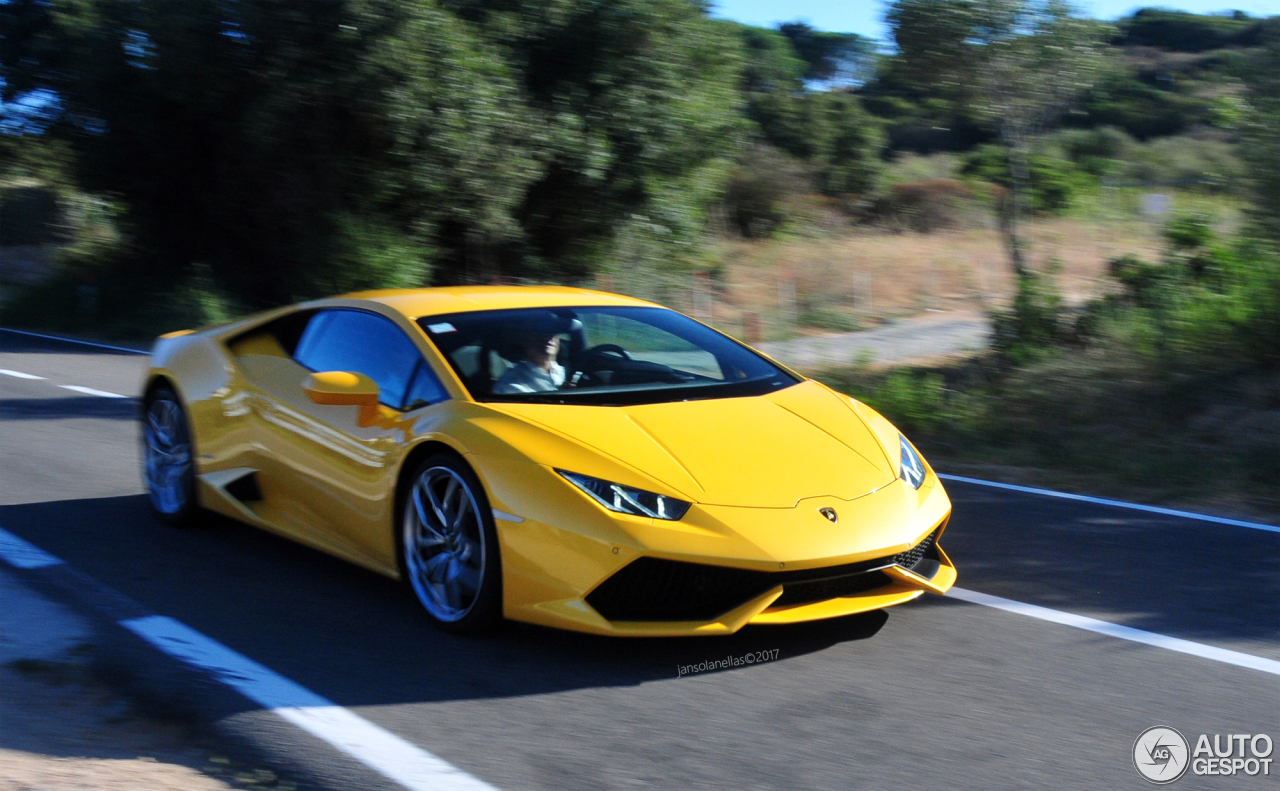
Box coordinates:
[938,473,1280,534]
[0,326,150,355]
[0,527,499,791]
[950,587,1280,677]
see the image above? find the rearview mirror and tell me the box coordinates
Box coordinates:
[303,371,379,407]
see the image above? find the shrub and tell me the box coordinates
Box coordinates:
[991,269,1065,364]
[961,145,1089,214]
[722,145,809,238]
[0,187,60,246]
[1052,127,1133,177]
[1120,136,1242,189]
[1108,253,1167,305]
[0,263,243,339]
[869,179,973,233]
[1074,71,1205,141]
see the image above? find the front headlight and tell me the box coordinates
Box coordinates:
[900,435,926,489]
[557,470,692,521]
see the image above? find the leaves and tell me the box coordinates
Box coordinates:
[0,0,746,300]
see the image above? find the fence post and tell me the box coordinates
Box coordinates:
[742,311,761,344]
[692,271,713,325]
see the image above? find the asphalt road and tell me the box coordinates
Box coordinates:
[3,329,1279,791]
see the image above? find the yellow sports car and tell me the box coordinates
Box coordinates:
[141,287,954,636]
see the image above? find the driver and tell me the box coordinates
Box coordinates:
[493,322,566,394]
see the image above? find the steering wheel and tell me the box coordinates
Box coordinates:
[570,344,631,382]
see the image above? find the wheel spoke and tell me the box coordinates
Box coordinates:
[452,560,480,596]
[441,478,460,528]
[451,494,471,533]
[424,479,450,529]
[424,552,450,584]
[411,486,447,546]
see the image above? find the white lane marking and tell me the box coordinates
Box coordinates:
[0,326,149,355]
[58,385,129,399]
[951,587,1280,677]
[938,473,1280,534]
[0,527,64,569]
[0,368,45,380]
[122,615,500,791]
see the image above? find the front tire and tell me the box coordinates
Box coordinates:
[399,453,502,633]
[142,384,199,526]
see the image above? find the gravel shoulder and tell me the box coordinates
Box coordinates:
[757,310,991,371]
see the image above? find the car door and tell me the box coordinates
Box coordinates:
[250,308,449,570]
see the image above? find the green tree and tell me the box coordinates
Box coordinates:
[0,0,541,303]
[449,0,746,281]
[1,0,747,303]
[888,0,1105,273]
[733,22,882,197]
[777,22,874,86]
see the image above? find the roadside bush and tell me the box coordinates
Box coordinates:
[1097,226,1280,372]
[961,146,1089,214]
[722,145,809,238]
[868,179,973,233]
[1075,71,1206,140]
[0,263,242,339]
[1052,127,1133,177]
[1120,136,1242,189]
[0,187,60,245]
[991,269,1066,364]
[1108,253,1167,305]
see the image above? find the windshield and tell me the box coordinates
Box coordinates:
[417,306,799,406]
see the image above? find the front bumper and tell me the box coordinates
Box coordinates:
[477,454,956,636]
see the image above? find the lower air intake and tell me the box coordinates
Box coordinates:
[893,527,940,571]
[586,555,897,622]
[585,558,770,622]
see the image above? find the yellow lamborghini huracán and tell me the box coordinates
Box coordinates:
[141,287,954,636]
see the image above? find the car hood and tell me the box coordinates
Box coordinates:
[491,381,896,508]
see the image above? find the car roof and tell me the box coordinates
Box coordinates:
[341,285,659,320]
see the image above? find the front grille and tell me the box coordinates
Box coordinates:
[588,555,891,622]
[893,528,939,571]
[586,527,944,622]
[770,570,892,608]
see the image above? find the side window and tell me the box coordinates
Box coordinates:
[402,360,449,411]
[294,310,446,410]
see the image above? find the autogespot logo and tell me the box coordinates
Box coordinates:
[1134,726,1190,784]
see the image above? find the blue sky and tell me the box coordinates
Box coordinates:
[712,0,1280,43]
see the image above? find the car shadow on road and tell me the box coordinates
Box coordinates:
[0,495,892,712]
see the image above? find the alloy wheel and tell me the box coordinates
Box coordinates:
[403,465,488,623]
[143,396,193,515]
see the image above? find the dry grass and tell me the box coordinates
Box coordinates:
[696,215,1166,341]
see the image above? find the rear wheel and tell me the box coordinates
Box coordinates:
[399,453,502,633]
[142,384,199,526]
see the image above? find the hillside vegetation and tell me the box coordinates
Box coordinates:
[0,2,1274,333]
[2,1,1279,513]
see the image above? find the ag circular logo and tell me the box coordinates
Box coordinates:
[1134,726,1190,784]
